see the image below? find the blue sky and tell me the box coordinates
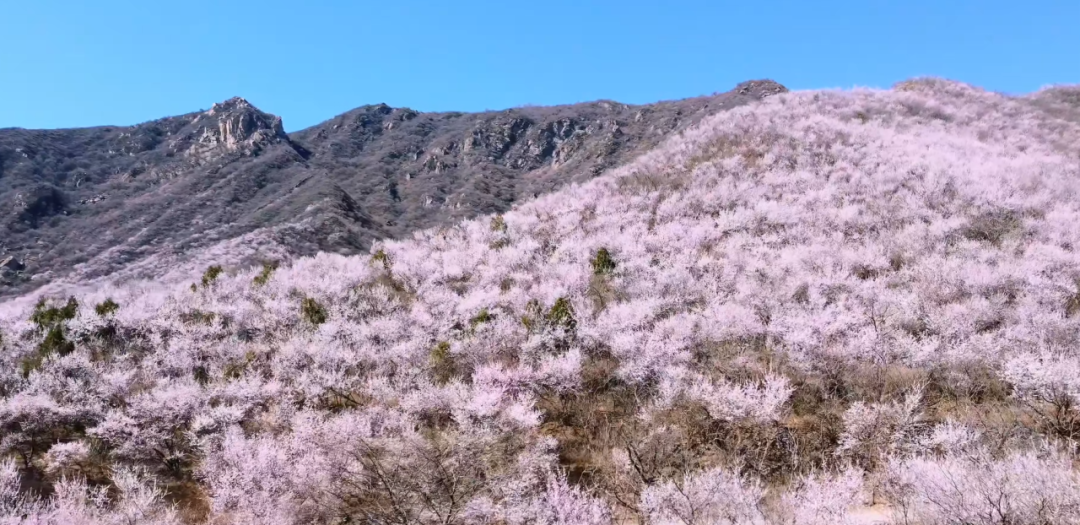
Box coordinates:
[1,0,1076,132]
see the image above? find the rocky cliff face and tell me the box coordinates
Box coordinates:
[180,97,294,160]
[0,80,786,295]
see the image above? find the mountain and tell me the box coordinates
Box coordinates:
[0,80,787,295]
[2,79,1080,524]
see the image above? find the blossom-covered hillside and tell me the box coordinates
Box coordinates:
[3,78,1080,524]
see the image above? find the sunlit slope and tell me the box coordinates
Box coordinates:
[3,79,1080,524]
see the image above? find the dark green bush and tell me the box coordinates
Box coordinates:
[521,299,544,331]
[23,297,79,377]
[591,247,617,275]
[253,261,279,287]
[430,341,457,385]
[469,308,494,331]
[371,249,392,271]
[201,265,224,288]
[38,326,75,357]
[547,297,577,332]
[94,298,119,317]
[181,310,217,326]
[223,351,257,380]
[20,353,46,379]
[301,297,328,326]
[30,297,78,330]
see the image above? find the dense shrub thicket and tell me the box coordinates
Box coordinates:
[3,79,1080,524]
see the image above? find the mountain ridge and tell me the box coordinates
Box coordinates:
[0,80,787,296]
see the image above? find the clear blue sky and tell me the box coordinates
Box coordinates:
[1,0,1076,132]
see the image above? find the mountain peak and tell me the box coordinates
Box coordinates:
[187,97,289,157]
[207,96,257,115]
[732,79,788,98]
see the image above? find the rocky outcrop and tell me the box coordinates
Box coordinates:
[177,97,295,161]
[0,256,26,287]
[14,184,68,229]
[735,79,788,98]
[0,256,24,273]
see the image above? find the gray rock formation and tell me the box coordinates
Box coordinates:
[0,256,24,273]
[0,256,25,287]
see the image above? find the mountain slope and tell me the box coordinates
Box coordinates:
[2,79,1080,523]
[0,80,786,295]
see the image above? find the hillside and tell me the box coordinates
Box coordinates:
[3,79,1080,524]
[0,80,786,296]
